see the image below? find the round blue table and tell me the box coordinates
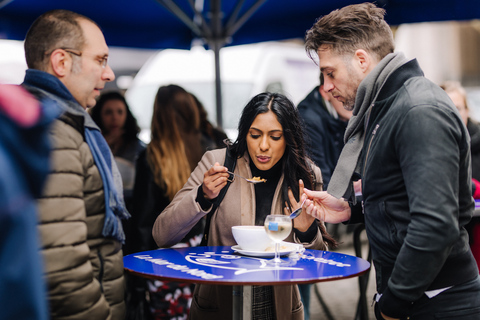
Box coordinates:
[124,246,370,319]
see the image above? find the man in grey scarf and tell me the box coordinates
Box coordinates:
[302,3,480,320]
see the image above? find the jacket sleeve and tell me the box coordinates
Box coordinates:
[152,150,221,248]
[467,119,480,154]
[298,106,333,183]
[379,105,466,317]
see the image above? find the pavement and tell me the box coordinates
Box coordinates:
[307,224,377,320]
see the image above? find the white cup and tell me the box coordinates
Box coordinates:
[231,225,272,251]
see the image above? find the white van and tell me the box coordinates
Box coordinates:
[125,41,320,141]
[0,40,28,84]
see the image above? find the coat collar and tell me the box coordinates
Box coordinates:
[376,59,424,101]
[22,69,100,130]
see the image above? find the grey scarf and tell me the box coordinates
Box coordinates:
[327,52,409,202]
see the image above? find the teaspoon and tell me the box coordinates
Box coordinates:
[289,198,306,219]
[226,171,267,184]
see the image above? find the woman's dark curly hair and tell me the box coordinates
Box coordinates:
[91,91,141,143]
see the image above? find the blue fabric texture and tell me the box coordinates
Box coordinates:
[0,88,57,320]
[23,69,130,243]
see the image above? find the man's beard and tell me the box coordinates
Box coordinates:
[342,58,361,112]
[343,88,357,111]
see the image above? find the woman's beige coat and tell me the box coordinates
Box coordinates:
[37,113,125,319]
[153,148,325,320]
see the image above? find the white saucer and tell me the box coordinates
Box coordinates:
[231,242,303,258]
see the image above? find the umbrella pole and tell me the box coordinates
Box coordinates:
[213,41,223,128]
[210,0,224,129]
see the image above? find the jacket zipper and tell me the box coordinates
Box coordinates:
[363,123,380,176]
[362,123,380,215]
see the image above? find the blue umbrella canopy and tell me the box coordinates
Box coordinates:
[1,0,479,50]
[1,0,479,126]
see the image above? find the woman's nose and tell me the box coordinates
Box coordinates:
[259,136,269,151]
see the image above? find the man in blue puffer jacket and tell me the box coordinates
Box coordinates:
[303,3,480,320]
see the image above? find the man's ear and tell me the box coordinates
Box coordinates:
[353,49,371,74]
[49,49,70,77]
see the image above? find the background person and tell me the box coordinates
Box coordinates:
[90,90,146,255]
[90,91,145,203]
[22,9,129,319]
[191,92,229,150]
[440,80,480,270]
[0,84,52,320]
[130,84,206,319]
[298,73,352,189]
[152,92,337,320]
[303,3,480,320]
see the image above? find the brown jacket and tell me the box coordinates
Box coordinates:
[153,149,325,319]
[37,113,125,319]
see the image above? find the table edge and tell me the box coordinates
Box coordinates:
[124,266,370,286]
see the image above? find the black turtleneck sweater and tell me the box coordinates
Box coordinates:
[250,158,317,242]
[250,158,282,226]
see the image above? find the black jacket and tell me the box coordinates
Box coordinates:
[467,118,480,181]
[297,87,348,188]
[350,60,478,315]
[130,149,205,254]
